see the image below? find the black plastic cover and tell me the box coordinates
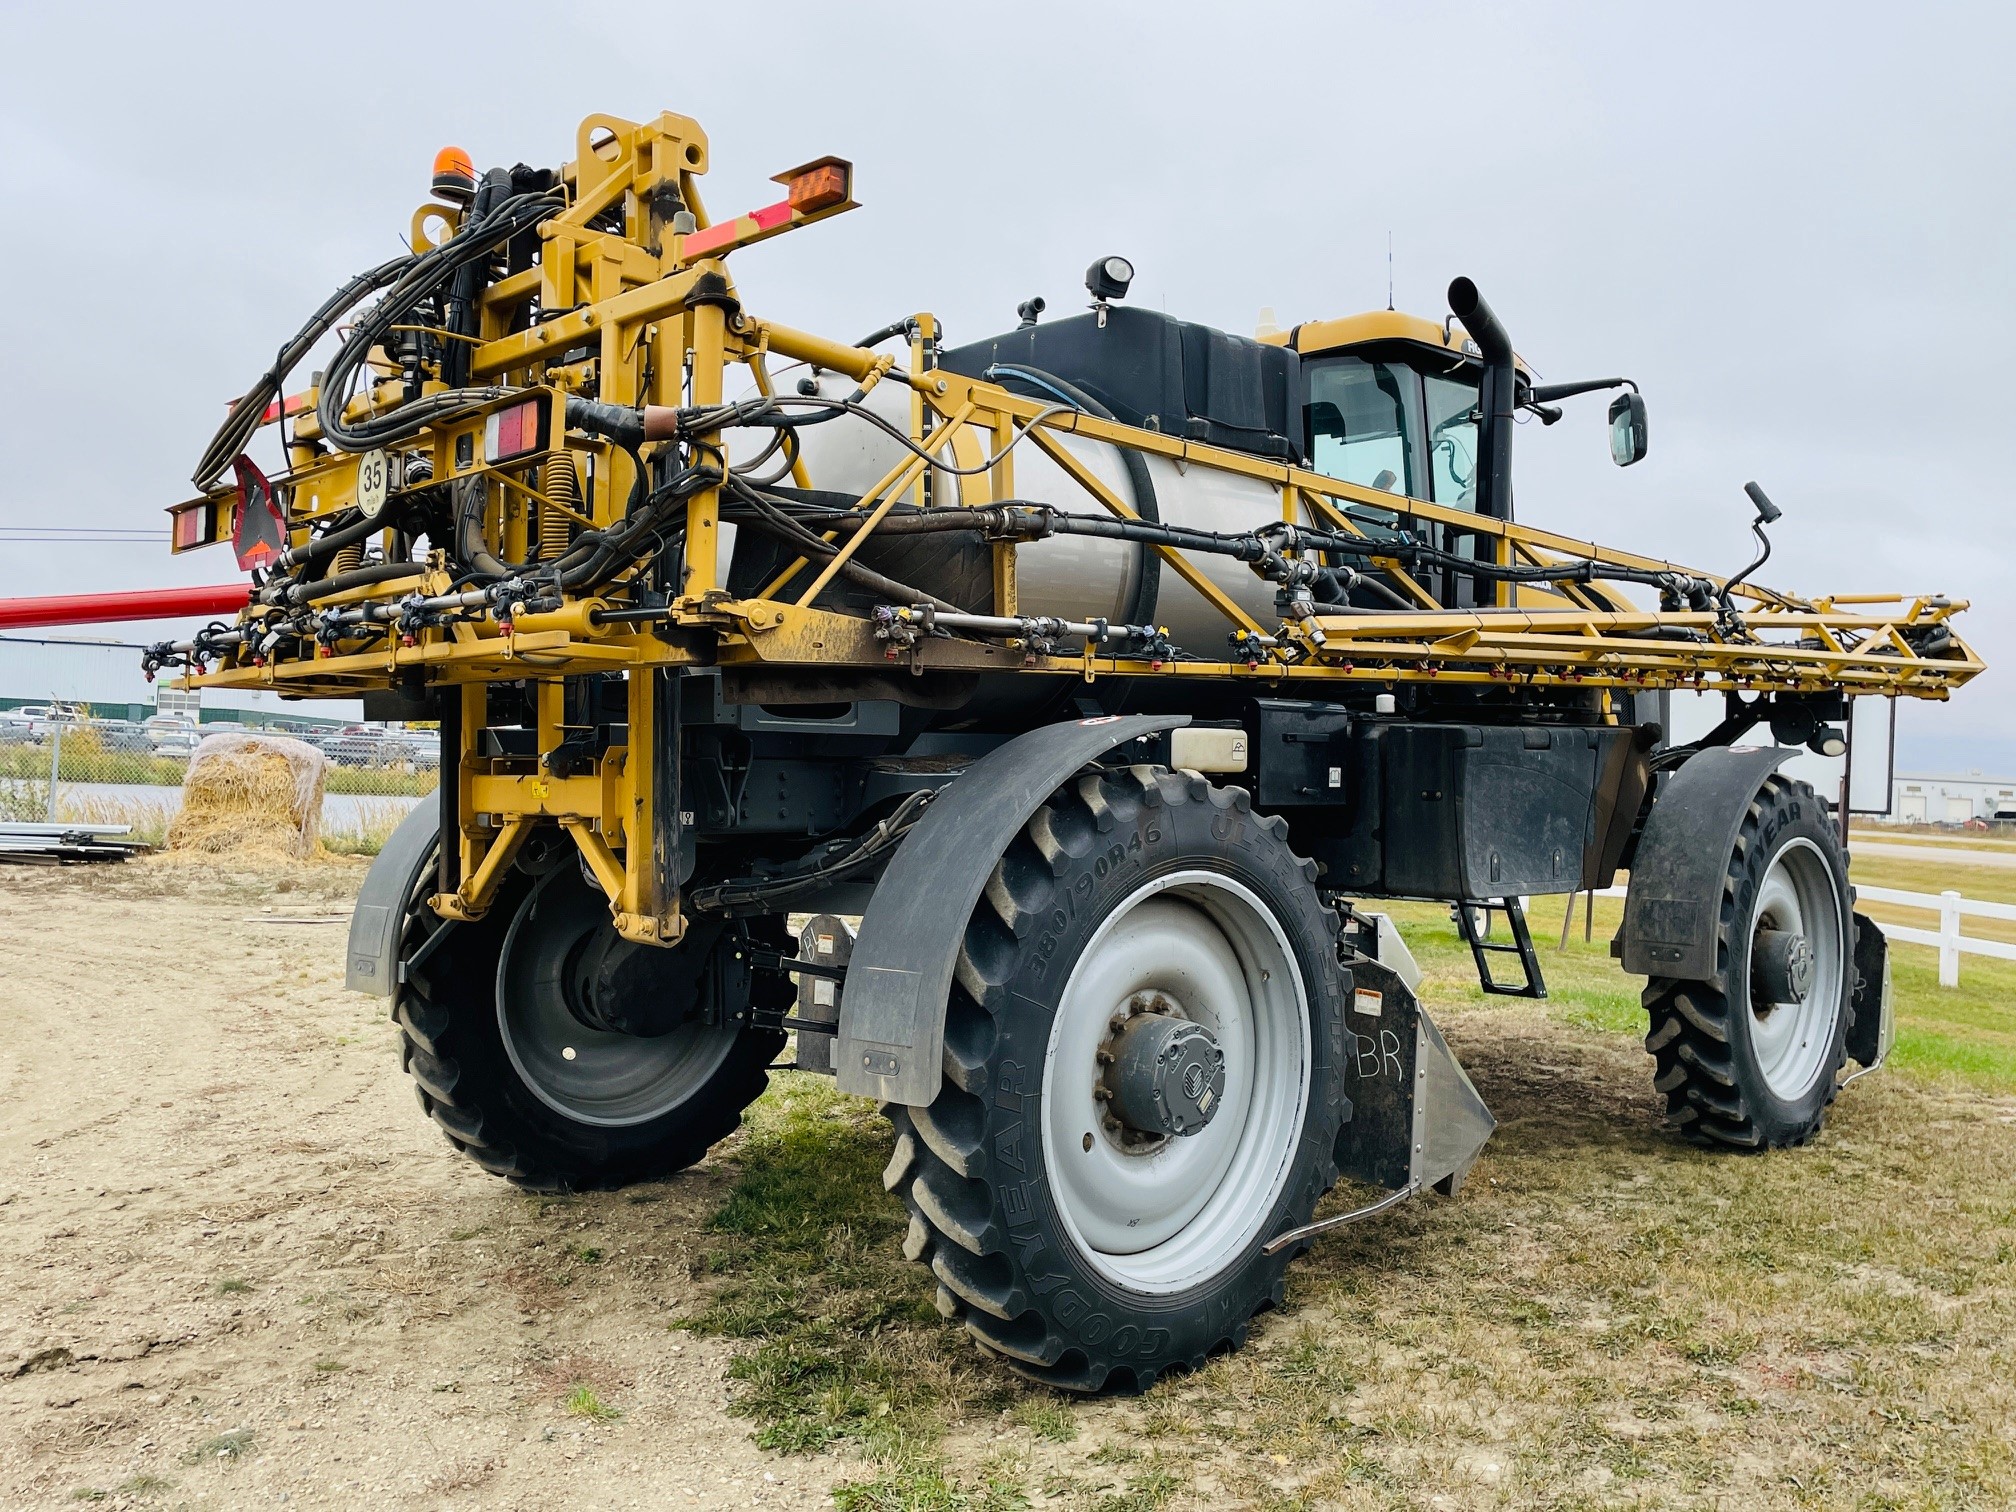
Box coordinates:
[940,307,1304,462]
[1256,714,1636,900]
[1379,724,1631,898]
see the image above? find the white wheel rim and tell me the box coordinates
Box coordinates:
[1040,871,1311,1294]
[1747,837,1845,1100]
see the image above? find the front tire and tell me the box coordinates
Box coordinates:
[394,861,785,1192]
[885,767,1349,1392]
[1643,774,1854,1149]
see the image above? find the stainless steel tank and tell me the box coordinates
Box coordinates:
[761,370,1297,652]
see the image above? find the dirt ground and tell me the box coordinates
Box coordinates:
[5,860,2015,1512]
[0,859,871,1511]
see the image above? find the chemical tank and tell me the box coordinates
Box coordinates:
[748,367,1301,653]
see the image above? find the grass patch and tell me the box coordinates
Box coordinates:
[1009,1398,1078,1444]
[321,798,417,856]
[184,1429,254,1463]
[213,1277,252,1295]
[832,1455,1031,1512]
[685,1077,1051,1504]
[680,1078,969,1457]
[564,1385,623,1422]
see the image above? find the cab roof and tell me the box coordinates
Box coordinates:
[1262,310,1533,380]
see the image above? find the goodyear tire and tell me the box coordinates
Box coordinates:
[393,860,785,1192]
[884,766,1349,1392]
[1643,775,1854,1149]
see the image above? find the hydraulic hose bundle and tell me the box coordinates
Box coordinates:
[192,186,565,490]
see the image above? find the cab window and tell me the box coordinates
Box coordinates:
[1305,356,1418,499]
[1422,370,1482,510]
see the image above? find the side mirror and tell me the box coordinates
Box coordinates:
[1607,391,1648,467]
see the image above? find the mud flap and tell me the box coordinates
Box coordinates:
[1846,911,1894,1073]
[1335,956,1497,1197]
[1266,956,1495,1254]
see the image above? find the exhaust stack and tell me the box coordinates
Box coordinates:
[1447,277,1517,522]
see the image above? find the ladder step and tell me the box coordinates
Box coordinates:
[1455,898,1548,999]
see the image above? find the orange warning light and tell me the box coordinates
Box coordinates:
[776,157,851,215]
[432,145,476,205]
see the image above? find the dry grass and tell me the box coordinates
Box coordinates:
[164,735,325,860]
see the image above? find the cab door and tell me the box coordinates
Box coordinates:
[1304,345,1491,607]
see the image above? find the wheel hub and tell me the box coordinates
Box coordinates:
[1753,927,1813,1006]
[1098,992,1227,1144]
[496,873,740,1127]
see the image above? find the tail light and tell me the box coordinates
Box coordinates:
[484,396,549,463]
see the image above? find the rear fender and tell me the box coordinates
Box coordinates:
[345,802,439,996]
[836,714,1187,1105]
[1619,745,1798,982]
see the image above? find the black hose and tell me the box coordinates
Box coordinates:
[316,189,564,454]
[440,169,503,390]
[288,560,425,605]
[452,476,511,580]
[985,363,1161,628]
[727,480,960,610]
[284,509,380,576]
[194,254,414,487]
[854,319,911,349]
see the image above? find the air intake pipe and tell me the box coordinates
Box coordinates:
[1447,278,1515,522]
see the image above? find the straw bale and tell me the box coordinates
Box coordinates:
[165,732,327,861]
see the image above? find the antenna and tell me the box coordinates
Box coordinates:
[1387,232,1394,311]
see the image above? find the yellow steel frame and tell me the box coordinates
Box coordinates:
[172,111,1983,942]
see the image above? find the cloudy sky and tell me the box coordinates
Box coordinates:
[1,2,2007,770]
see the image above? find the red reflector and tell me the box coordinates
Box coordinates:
[244,390,313,426]
[785,162,848,214]
[680,219,738,258]
[173,507,207,550]
[484,398,545,462]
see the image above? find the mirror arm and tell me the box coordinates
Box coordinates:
[1529,376,1636,405]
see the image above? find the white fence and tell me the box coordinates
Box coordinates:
[1574,884,2012,988]
[1854,886,2016,987]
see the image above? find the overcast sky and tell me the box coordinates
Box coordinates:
[1,2,2008,770]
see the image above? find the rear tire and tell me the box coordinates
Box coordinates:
[393,860,785,1192]
[884,766,1349,1392]
[1642,775,1854,1149]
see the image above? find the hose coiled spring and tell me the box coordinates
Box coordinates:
[536,453,583,562]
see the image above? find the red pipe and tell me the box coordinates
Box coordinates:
[0,584,251,631]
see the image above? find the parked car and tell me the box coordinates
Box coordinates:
[144,715,201,758]
[87,719,155,755]
[381,731,442,770]
[12,703,83,725]
[321,726,389,767]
